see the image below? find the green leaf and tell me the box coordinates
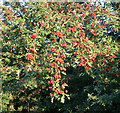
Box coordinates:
[5,58,10,63]
[61,71,66,75]
[61,95,65,103]
[51,96,54,103]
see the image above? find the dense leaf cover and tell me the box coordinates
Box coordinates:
[1,2,120,112]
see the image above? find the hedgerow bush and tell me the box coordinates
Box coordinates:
[1,1,120,113]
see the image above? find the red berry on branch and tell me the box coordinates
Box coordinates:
[30,48,36,54]
[31,34,37,39]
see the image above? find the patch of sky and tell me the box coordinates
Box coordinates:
[45,39,51,43]
[31,19,33,22]
[20,1,25,6]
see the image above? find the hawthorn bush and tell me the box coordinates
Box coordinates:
[1,1,120,113]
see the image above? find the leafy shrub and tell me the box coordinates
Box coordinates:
[1,1,120,112]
